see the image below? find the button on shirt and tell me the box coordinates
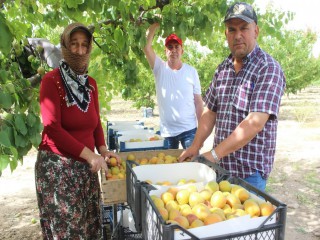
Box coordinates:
[204,45,286,179]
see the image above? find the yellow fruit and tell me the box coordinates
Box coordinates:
[210,191,227,209]
[219,180,232,192]
[203,213,223,225]
[244,199,261,217]
[192,203,211,221]
[179,204,193,217]
[156,158,165,164]
[234,187,250,203]
[223,204,232,215]
[190,219,205,228]
[117,173,125,179]
[233,209,247,217]
[177,178,187,185]
[186,213,199,225]
[157,152,165,159]
[226,193,241,208]
[189,192,205,208]
[168,209,181,220]
[174,215,189,229]
[165,200,180,212]
[167,187,179,199]
[109,157,118,167]
[210,207,226,220]
[259,202,275,216]
[158,207,169,221]
[161,181,172,186]
[187,185,198,193]
[231,184,242,195]
[205,181,219,193]
[140,158,149,165]
[176,189,190,205]
[127,154,135,161]
[149,157,158,164]
[161,192,174,205]
[200,189,212,201]
[111,166,120,175]
[153,197,164,209]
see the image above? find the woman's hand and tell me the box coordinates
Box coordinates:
[80,147,108,173]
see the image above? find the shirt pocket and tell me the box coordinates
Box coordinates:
[232,80,254,113]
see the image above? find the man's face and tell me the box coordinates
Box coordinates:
[225,18,259,61]
[165,41,183,60]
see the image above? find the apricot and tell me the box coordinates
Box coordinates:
[161,192,174,205]
[190,219,205,228]
[158,207,169,221]
[176,189,190,205]
[203,213,223,225]
[244,199,261,217]
[259,202,275,216]
[174,215,189,229]
[210,191,227,209]
[219,180,232,192]
[189,192,205,208]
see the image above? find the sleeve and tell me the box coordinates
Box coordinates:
[192,67,202,95]
[40,73,85,156]
[91,78,106,149]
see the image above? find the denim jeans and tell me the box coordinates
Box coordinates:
[243,170,267,191]
[165,128,197,149]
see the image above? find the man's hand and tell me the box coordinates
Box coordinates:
[178,146,199,162]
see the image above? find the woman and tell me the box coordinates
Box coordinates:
[35,22,119,239]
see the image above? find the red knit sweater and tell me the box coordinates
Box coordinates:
[38,68,106,162]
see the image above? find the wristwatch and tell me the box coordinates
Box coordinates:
[210,149,220,162]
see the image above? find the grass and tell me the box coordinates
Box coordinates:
[304,171,320,194]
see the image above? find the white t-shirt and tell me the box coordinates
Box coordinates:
[153,56,202,137]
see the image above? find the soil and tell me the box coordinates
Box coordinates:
[0,86,320,240]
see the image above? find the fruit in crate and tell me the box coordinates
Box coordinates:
[154,180,276,230]
[205,180,219,193]
[259,202,275,216]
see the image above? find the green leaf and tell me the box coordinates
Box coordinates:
[0,13,13,55]
[0,155,10,172]
[0,130,11,147]
[14,114,28,136]
[114,27,125,51]
[26,113,37,127]
[0,91,13,109]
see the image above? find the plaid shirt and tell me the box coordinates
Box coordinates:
[204,45,286,179]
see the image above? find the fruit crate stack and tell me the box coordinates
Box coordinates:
[100,149,190,240]
[106,120,145,151]
[138,157,287,240]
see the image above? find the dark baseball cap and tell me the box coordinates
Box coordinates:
[224,2,257,24]
[165,34,183,46]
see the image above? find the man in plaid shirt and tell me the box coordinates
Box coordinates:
[179,2,286,191]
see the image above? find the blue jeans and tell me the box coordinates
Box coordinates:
[243,170,267,191]
[165,128,197,149]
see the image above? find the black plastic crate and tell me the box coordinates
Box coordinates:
[140,174,287,240]
[126,156,229,233]
[111,206,143,240]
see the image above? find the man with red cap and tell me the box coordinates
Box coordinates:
[144,23,203,149]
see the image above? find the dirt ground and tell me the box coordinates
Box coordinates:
[0,86,319,240]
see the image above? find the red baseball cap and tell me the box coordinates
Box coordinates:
[165,34,183,46]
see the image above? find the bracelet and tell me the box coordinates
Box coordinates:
[210,149,220,162]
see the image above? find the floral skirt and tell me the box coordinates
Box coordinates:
[35,150,102,240]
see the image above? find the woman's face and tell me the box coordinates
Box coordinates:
[69,31,90,55]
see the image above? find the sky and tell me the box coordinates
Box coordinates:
[254,0,320,57]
